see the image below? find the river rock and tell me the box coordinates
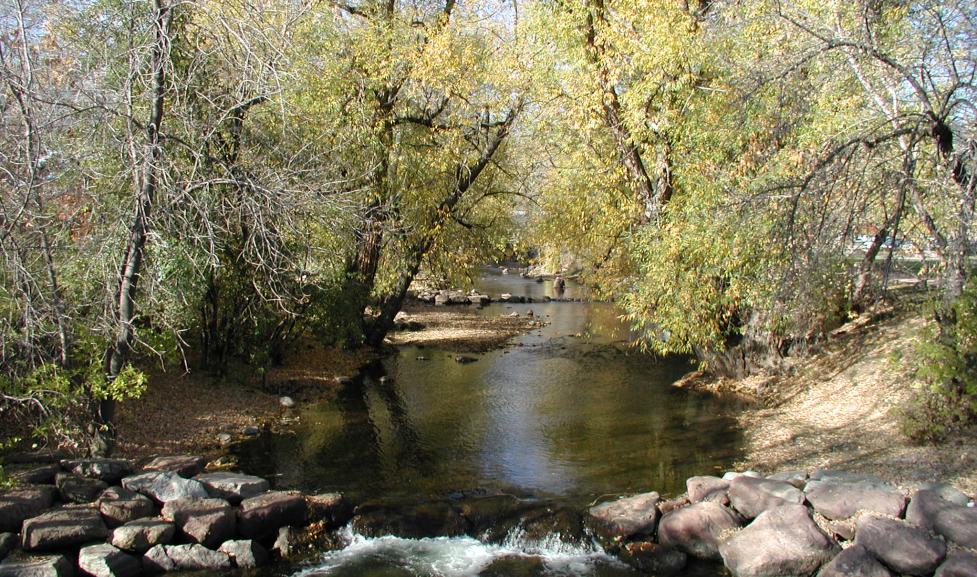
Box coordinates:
[454,356,478,364]
[22,507,108,551]
[237,492,307,539]
[97,487,156,528]
[906,489,953,529]
[658,497,689,514]
[161,498,234,549]
[110,519,175,553]
[0,554,74,577]
[722,471,762,481]
[14,466,60,486]
[0,487,56,532]
[855,514,946,576]
[193,473,269,504]
[936,551,977,577]
[915,482,970,506]
[142,544,231,573]
[352,501,466,540]
[587,492,660,544]
[0,533,16,561]
[817,544,892,577]
[728,475,805,520]
[121,472,208,504]
[767,471,808,489]
[618,541,687,575]
[932,502,977,548]
[658,501,742,559]
[140,456,205,479]
[272,527,301,558]
[78,543,140,577]
[809,470,892,490]
[56,474,108,505]
[719,504,838,577]
[62,460,132,485]
[824,517,856,541]
[687,476,729,503]
[218,540,268,569]
[805,480,906,520]
[305,493,352,528]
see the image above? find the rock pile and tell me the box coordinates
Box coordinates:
[0,457,351,577]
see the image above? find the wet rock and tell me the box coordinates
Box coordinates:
[110,519,174,553]
[218,539,268,569]
[916,482,970,507]
[454,356,478,364]
[97,487,156,528]
[141,456,205,479]
[0,487,56,532]
[932,503,977,548]
[13,466,60,486]
[478,555,546,577]
[719,504,838,577]
[0,533,15,562]
[161,497,235,549]
[856,515,946,576]
[237,491,307,539]
[61,460,132,485]
[0,554,74,577]
[936,551,977,577]
[728,476,805,520]
[305,493,352,528]
[78,544,140,577]
[618,542,687,575]
[56,474,109,505]
[271,527,300,558]
[658,501,742,559]
[586,492,660,544]
[767,471,808,489]
[193,472,269,504]
[22,507,108,551]
[351,501,467,539]
[142,544,231,573]
[121,472,208,504]
[818,544,892,577]
[687,476,729,503]
[805,481,906,520]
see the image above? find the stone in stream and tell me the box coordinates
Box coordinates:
[618,541,687,575]
[686,476,729,503]
[160,497,235,549]
[728,475,805,520]
[855,514,946,576]
[22,507,108,551]
[56,474,108,505]
[121,472,208,504]
[272,527,301,559]
[0,554,74,577]
[718,504,839,577]
[110,519,175,554]
[61,460,132,485]
[218,540,268,569]
[657,501,742,559]
[77,543,141,577]
[0,533,16,562]
[237,491,307,539]
[586,492,661,545]
[936,551,977,577]
[97,487,156,528]
[193,472,269,504]
[0,487,56,532]
[454,356,478,364]
[817,544,893,577]
[142,544,231,573]
[305,493,352,528]
[351,501,467,540]
[140,456,206,479]
[804,480,907,520]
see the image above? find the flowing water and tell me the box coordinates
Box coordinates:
[237,271,744,577]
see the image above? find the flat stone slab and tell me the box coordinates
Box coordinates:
[687,476,729,503]
[237,492,307,539]
[0,554,74,577]
[856,515,946,576]
[728,475,804,520]
[818,544,893,577]
[587,492,660,544]
[61,460,132,485]
[121,472,208,504]
[56,474,108,505]
[658,501,742,559]
[110,519,175,554]
[142,544,231,572]
[719,504,838,577]
[22,507,108,552]
[193,472,269,503]
[936,551,977,577]
[0,488,55,532]
[160,498,234,549]
[218,540,268,569]
[805,480,906,520]
[140,456,205,479]
[78,543,140,577]
[98,487,156,528]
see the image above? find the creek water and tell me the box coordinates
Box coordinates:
[237,271,743,577]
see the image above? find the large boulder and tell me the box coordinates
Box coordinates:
[915,482,970,507]
[305,493,352,528]
[140,456,205,479]
[218,540,268,569]
[121,472,208,504]
[61,460,132,485]
[618,541,687,575]
[817,544,892,577]
[804,481,906,520]
[193,472,268,504]
[22,507,108,552]
[855,515,946,576]
[932,504,977,549]
[77,544,140,577]
[351,501,467,540]
[767,471,808,489]
[56,474,108,505]
[142,544,231,573]
[160,498,234,549]
[658,501,741,559]
[906,489,954,529]
[728,476,805,520]
[687,477,729,503]
[237,492,307,539]
[586,492,660,544]
[0,533,15,562]
[0,487,56,532]
[936,551,977,577]
[0,554,74,577]
[110,519,175,554]
[719,504,838,577]
[97,488,156,528]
